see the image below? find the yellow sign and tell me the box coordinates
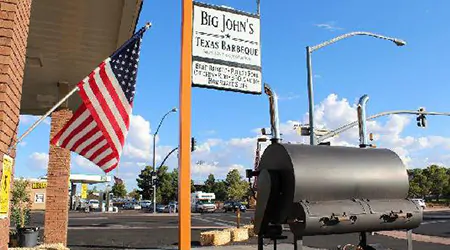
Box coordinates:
[0,154,13,217]
[32,182,47,189]
[81,183,88,199]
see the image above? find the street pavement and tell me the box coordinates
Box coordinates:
[23,209,450,249]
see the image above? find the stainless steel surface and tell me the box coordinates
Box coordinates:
[254,143,423,239]
[357,94,370,147]
[288,199,422,236]
[264,83,281,142]
[258,144,409,202]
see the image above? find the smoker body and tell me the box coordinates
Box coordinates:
[254,143,423,237]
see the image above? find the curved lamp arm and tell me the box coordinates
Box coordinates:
[309,31,406,52]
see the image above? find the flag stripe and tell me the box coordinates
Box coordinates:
[84,139,108,159]
[89,143,110,162]
[86,72,124,150]
[92,148,113,164]
[103,160,118,172]
[64,118,96,150]
[78,133,104,156]
[72,125,101,154]
[78,77,122,156]
[102,61,131,129]
[94,64,128,137]
[96,152,115,168]
[52,105,89,146]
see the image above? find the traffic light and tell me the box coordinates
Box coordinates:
[416,107,427,128]
[191,137,197,152]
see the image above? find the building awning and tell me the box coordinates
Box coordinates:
[38,174,112,184]
[21,0,143,115]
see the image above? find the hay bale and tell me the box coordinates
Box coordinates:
[225,227,249,242]
[200,230,231,246]
[10,243,69,250]
[243,224,257,237]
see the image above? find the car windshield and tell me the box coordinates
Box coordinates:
[90,200,99,204]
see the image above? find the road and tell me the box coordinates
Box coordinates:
[23,209,450,249]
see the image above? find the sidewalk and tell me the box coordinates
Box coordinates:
[194,244,323,250]
[153,244,323,250]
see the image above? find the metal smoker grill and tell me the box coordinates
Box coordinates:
[251,143,423,250]
[248,84,423,250]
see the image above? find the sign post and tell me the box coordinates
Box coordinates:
[0,154,13,218]
[179,1,262,249]
[179,0,193,249]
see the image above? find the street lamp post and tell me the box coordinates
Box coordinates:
[152,107,177,213]
[306,31,406,145]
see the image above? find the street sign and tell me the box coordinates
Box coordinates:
[81,183,88,199]
[192,2,262,94]
[0,154,13,218]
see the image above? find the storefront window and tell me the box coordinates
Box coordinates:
[35,193,45,203]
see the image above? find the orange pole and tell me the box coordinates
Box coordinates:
[179,0,193,249]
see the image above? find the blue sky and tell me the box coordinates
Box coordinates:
[15,1,450,191]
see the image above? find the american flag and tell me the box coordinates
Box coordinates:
[51,26,148,173]
[114,176,124,185]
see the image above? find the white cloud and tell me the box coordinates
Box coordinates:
[89,94,450,190]
[314,21,343,32]
[123,115,154,161]
[29,152,49,170]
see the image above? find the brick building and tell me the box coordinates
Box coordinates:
[0,1,143,248]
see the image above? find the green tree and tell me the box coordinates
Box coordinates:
[204,174,215,193]
[128,189,141,200]
[11,178,32,228]
[423,165,448,201]
[225,169,248,201]
[155,165,177,204]
[136,165,153,200]
[111,182,127,198]
[88,186,98,196]
[213,181,227,201]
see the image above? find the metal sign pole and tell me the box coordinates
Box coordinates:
[179,0,193,249]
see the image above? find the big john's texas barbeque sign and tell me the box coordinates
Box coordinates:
[192,2,262,94]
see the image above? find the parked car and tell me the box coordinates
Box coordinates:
[156,204,166,213]
[123,202,142,210]
[140,200,152,209]
[164,201,178,213]
[223,201,246,212]
[411,198,426,209]
[88,199,100,210]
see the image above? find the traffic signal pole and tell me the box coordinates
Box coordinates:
[318,109,450,143]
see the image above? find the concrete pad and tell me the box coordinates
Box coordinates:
[192,243,324,249]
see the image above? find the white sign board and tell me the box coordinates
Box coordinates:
[192,2,262,94]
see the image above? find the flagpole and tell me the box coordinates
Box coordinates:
[7,22,152,154]
[8,86,80,153]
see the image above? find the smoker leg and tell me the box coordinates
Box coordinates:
[258,235,264,250]
[359,232,367,248]
[407,229,413,250]
[294,236,303,250]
